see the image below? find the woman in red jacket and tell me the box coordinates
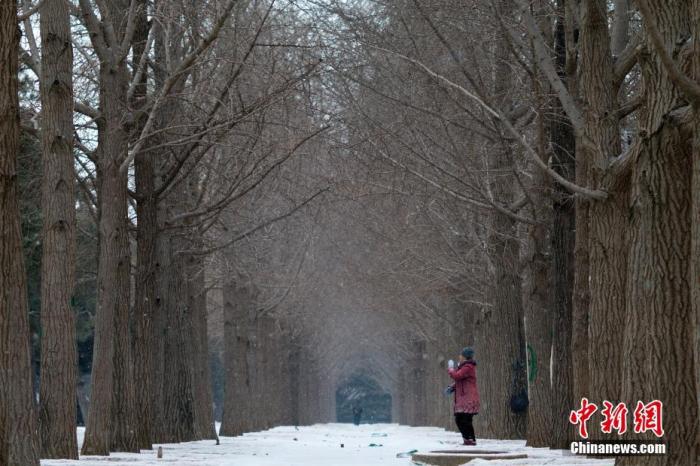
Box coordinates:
[447,347,480,445]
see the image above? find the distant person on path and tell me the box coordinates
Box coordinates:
[447,346,480,446]
[352,405,363,425]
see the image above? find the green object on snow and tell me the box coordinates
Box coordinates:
[396,449,418,458]
[368,443,383,447]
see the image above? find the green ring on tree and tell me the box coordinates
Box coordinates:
[527,344,537,384]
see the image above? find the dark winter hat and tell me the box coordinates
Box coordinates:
[461,347,475,359]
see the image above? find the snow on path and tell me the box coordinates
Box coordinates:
[41,424,614,466]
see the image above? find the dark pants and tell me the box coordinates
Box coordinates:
[455,413,475,441]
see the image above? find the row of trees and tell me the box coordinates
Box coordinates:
[2,0,327,464]
[267,1,698,465]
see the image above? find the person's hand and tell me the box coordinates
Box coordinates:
[448,359,455,369]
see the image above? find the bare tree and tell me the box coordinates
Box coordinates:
[38,0,78,458]
[0,1,40,464]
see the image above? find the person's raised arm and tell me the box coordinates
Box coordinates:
[448,363,475,381]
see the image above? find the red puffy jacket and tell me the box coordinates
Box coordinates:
[448,360,480,414]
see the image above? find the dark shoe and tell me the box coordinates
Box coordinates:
[463,439,476,446]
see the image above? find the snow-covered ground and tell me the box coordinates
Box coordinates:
[41,423,614,465]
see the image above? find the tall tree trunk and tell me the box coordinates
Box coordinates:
[247,313,262,430]
[220,278,254,436]
[159,181,200,442]
[411,340,427,426]
[189,250,217,439]
[38,0,78,459]
[150,222,169,442]
[131,0,155,450]
[147,12,171,443]
[621,126,697,466]
[692,0,700,454]
[81,41,138,457]
[160,229,197,443]
[568,0,592,407]
[549,4,576,449]
[0,1,40,463]
[480,205,528,439]
[579,0,628,411]
[289,346,300,426]
[133,159,157,449]
[133,177,157,448]
[620,3,699,464]
[478,2,528,437]
[184,165,217,440]
[523,211,553,447]
[523,71,553,447]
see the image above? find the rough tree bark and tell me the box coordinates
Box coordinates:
[131,0,156,450]
[81,0,139,453]
[147,12,171,444]
[188,249,217,439]
[478,1,528,438]
[549,2,576,449]
[480,183,528,439]
[523,54,554,447]
[620,2,699,464]
[0,1,40,463]
[159,223,198,443]
[183,164,216,440]
[579,0,628,411]
[569,0,592,408]
[220,277,254,436]
[150,222,169,442]
[693,0,700,451]
[38,0,78,459]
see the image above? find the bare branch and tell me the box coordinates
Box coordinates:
[186,188,329,257]
[120,0,241,172]
[613,33,641,87]
[75,100,99,119]
[17,0,45,21]
[366,137,537,225]
[127,27,154,102]
[77,0,111,62]
[20,0,41,74]
[513,0,585,132]
[118,0,139,60]
[371,46,608,200]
